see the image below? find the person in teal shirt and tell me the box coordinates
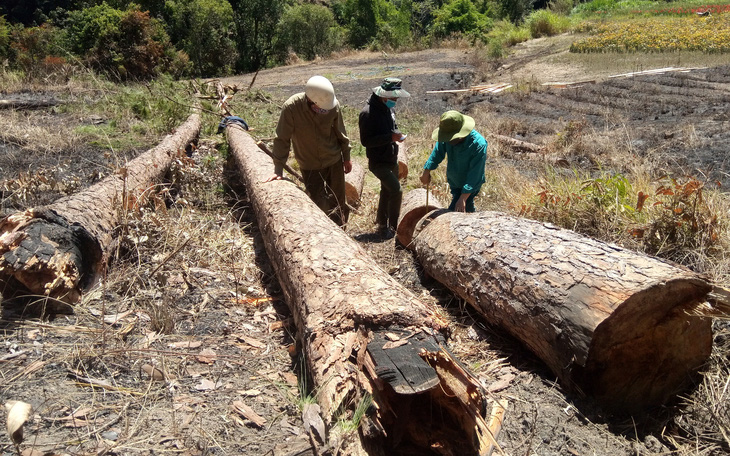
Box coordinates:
[420,110,487,212]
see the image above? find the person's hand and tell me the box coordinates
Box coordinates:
[420,169,431,186]
[343,160,352,174]
[264,173,283,182]
[455,193,470,212]
[392,132,405,142]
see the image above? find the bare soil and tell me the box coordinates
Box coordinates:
[0,36,728,456]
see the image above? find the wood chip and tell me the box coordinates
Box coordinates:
[237,334,266,349]
[168,340,202,349]
[196,348,217,364]
[231,400,266,428]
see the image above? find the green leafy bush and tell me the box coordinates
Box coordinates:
[275,4,342,61]
[9,23,65,76]
[164,0,237,77]
[65,3,181,80]
[0,15,10,59]
[431,0,493,41]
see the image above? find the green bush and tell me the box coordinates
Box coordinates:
[431,0,493,41]
[64,4,180,80]
[9,23,65,76]
[276,4,342,61]
[526,9,570,38]
[164,0,238,77]
[0,16,10,59]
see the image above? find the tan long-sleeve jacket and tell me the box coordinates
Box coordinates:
[272,92,351,175]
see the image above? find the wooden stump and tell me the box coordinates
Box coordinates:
[344,160,365,208]
[0,113,201,304]
[412,210,714,413]
[397,144,408,180]
[396,188,444,249]
[227,126,493,454]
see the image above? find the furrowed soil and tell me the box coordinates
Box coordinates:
[0,35,728,456]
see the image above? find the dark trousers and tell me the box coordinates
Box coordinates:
[301,161,348,226]
[448,186,480,212]
[369,162,402,229]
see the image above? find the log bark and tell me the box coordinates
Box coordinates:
[412,210,714,413]
[344,160,366,208]
[396,188,444,249]
[0,99,58,110]
[227,126,494,455]
[0,113,201,304]
[397,144,408,180]
[488,133,545,153]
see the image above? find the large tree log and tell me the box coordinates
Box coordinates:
[411,210,714,413]
[345,160,366,208]
[0,113,201,304]
[396,188,444,249]
[227,126,495,455]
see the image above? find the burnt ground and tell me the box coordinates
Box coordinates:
[0,37,728,456]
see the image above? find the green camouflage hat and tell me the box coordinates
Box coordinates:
[431,110,475,142]
[373,78,411,98]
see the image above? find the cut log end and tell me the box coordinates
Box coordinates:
[396,188,445,249]
[362,328,494,455]
[0,209,102,304]
[582,278,713,412]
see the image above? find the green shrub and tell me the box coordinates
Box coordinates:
[65,4,180,81]
[526,9,570,38]
[9,23,65,76]
[431,0,493,42]
[164,0,238,77]
[276,4,342,61]
[0,16,10,59]
[498,0,535,23]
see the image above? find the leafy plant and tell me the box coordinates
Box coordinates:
[275,4,343,61]
[431,0,494,42]
[525,9,571,37]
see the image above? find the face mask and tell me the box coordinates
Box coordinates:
[385,100,397,108]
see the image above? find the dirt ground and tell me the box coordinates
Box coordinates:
[0,35,729,456]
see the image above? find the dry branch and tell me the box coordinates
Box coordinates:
[0,113,201,304]
[226,126,493,454]
[410,210,715,413]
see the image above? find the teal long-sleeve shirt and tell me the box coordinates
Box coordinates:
[424,129,487,194]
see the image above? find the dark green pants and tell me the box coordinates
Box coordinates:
[369,162,402,230]
[301,161,348,226]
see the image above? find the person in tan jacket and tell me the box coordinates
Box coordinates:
[266,76,352,226]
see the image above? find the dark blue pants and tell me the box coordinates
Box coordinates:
[448,186,480,212]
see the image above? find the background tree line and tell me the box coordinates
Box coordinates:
[0,0,565,81]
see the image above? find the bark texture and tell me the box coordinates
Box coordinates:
[396,188,444,249]
[0,113,201,303]
[412,211,713,412]
[397,145,408,180]
[227,127,492,455]
[345,160,366,208]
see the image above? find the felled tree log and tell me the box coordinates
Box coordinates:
[0,113,201,304]
[488,133,545,153]
[0,98,59,110]
[412,210,714,413]
[396,188,444,249]
[227,126,494,455]
[397,144,408,180]
[345,161,366,208]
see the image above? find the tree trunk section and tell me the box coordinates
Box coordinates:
[0,113,201,304]
[345,160,365,208]
[488,133,545,153]
[397,144,408,180]
[412,210,714,413]
[396,188,444,249]
[227,127,494,455]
